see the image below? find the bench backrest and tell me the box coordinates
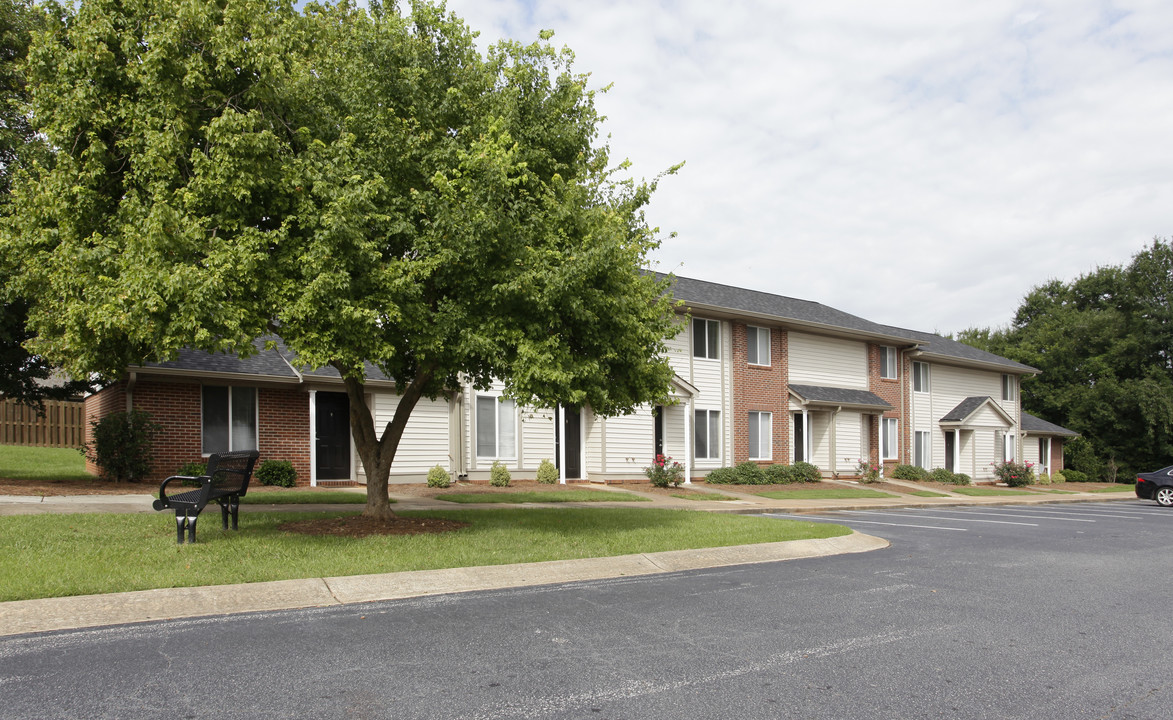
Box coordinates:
[205,450,260,496]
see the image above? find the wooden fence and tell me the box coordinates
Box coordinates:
[0,398,87,448]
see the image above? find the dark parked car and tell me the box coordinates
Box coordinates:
[1136,466,1173,506]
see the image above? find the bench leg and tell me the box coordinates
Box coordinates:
[230,497,240,530]
[220,500,230,530]
[175,511,187,544]
[187,513,198,543]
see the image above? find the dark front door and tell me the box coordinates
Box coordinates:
[944,430,955,472]
[556,405,582,480]
[793,413,805,462]
[316,392,351,480]
[654,406,664,459]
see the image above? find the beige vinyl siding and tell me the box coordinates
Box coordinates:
[584,407,604,475]
[521,408,556,469]
[371,391,451,476]
[929,365,1004,480]
[834,411,863,471]
[604,407,654,473]
[665,318,690,378]
[809,411,832,471]
[788,332,868,389]
[1022,439,1041,468]
[662,404,688,461]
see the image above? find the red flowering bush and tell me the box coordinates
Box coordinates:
[992,460,1035,487]
[645,454,685,488]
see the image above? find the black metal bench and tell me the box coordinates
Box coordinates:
[152,450,260,543]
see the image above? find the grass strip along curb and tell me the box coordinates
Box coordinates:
[0,507,849,602]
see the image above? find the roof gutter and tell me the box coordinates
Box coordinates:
[677,303,919,347]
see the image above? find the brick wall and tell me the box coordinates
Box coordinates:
[85,379,312,485]
[867,344,908,471]
[730,323,789,465]
[1052,439,1066,473]
[83,384,126,476]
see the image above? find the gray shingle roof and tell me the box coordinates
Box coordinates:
[940,396,993,422]
[1021,411,1079,437]
[789,384,892,410]
[661,273,1037,374]
[143,336,393,383]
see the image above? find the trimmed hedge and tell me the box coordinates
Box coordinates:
[706,461,821,485]
[891,464,929,481]
[256,460,297,488]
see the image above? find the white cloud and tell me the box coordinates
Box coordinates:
[443,0,1173,333]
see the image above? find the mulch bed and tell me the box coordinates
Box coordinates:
[0,478,154,496]
[278,515,470,538]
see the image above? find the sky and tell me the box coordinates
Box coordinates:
[441,0,1173,335]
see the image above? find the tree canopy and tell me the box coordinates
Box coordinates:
[2,0,680,516]
[957,238,1173,481]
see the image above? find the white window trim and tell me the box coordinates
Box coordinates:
[913,362,929,393]
[693,318,720,360]
[914,430,931,468]
[748,411,772,460]
[201,385,259,456]
[1038,437,1051,475]
[881,417,899,460]
[747,326,771,366]
[475,393,517,461]
[1002,374,1017,401]
[695,408,721,460]
[880,346,898,380]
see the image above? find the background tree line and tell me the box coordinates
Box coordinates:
[958,238,1173,482]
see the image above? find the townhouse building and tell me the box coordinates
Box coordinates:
[84,275,1074,485]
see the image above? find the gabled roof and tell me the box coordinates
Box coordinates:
[939,396,1014,427]
[141,336,394,385]
[789,384,892,411]
[662,273,1036,374]
[1021,411,1079,437]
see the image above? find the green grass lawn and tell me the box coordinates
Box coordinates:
[1088,485,1134,493]
[0,445,92,480]
[951,486,1033,496]
[1030,488,1077,494]
[436,489,649,504]
[909,490,950,498]
[0,508,850,601]
[752,488,899,500]
[671,491,736,501]
[241,490,367,505]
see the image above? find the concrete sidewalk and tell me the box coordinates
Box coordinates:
[0,483,1138,637]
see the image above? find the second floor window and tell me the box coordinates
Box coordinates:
[1002,374,1016,401]
[880,346,898,379]
[913,362,929,392]
[747,326,770,365]
[692,318,719,359]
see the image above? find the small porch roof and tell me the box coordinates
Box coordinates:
[1021,411,1079,437]
[939,396,1014,428]
[789,384,892,413]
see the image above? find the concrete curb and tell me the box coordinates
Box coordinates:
[0,531,887,637]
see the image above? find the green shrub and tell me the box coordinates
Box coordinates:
[175,461,207,488]
[733,461,765,485]
[536,459,559,484]
[1062,469,1087,483]
[255,460,297,488]
[764,463,797,484]
[427,464,451,488]
[1050,471,1066,484]
[791,461,822,483]
[1064,437,1103,482]
[646,454,685,488]
[1037,472,1052,485]
[928,467,969,485]
[891,464,929,481]
[704,467,738,484]
[855,458,881,483]
[993,460,1034,487]
[490,461,511,487]
[84,410,161,483]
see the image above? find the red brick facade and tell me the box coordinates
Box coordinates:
[730,323,790,465]
[867,343,911,472]
[84,379,312,485]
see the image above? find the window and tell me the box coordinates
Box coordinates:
[880,346,898,379]
[1038,437,1051,475]
[476,395,516,459]
[1002,374,1016,401]
[692,318,720,359]
[202,386,257,455]
[913,362,929,393]
[914,431,931,468]
[1001,432,1016,462]
[748,411,772,460]
[695,409,721,459]
[747,326,770,365]
[881,417,898,460]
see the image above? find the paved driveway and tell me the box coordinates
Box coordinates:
[1,499,1170,719]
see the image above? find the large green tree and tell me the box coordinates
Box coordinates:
[0,0,93,408]
[3,0,679,517]
[958,238,1173,480]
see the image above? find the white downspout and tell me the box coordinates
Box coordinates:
[684,401,692,485]
[803,407,811,463]
[558,404,566,484]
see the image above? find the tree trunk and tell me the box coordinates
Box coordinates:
[337,366,435,520]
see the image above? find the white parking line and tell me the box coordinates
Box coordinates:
[767,513,968,532]
[839,510,1038,527]
[919,508,1096,522]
